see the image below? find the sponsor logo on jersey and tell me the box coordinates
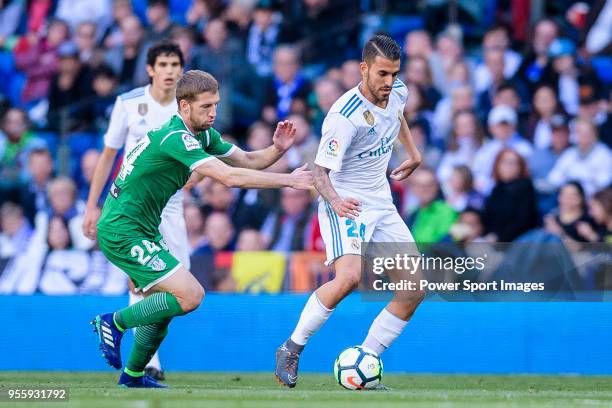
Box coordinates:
[138,103,148,116]
[358,136,394,159]
[182,134,202,151]
[326,138,340,158]
[109,182,121,198]
[147,255,167,271]
[363,110,375,126]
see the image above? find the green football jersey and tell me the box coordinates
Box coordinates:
[98,114,235,237]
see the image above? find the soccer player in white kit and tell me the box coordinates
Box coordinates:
[275,35,424,388]
[83,42,185,380]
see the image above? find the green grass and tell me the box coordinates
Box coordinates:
[1,372,611,408]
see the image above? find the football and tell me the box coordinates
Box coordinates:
[333,346,383,390]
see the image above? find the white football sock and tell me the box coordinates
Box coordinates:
[129,291,163,370]
[290,292,334,346]
[362,308,408,355]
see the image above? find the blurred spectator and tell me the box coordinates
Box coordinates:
[262,45,311,123]
[14,18,70,104]
[104,15,147,86]
[236,228,266,251]
[483,149,539,242]
[311,77,342,131]
[476,48,527,116]
[47,42,95,132]
[261,187,313,252]
[516,18,560,95]
[184,202,206,254]
[0,108,45,191]
[408,119,441,170]
[31,176,91,250]
[285,112,318,168]
[278,0,359,67]
[530,114,572,214]
[55,0,112,34]
[578,188,612,243]
[102,0,133,49]
[202,179,236,216]
[0,202,32,258]
[185,0,222,34]
[146,0,179,43]
[193,18,258,130]
[78,149,100,202]
[448,208,486,243]
[472,105,533,193]
[193,211,236,255]
[432,84,475,144]
[474,25,522,92]
[246,0,280,77]
[74,21,98,64]
[437,109,484,187]
[19,147,53,223]
[223,0,253,40]
[406,168,458,243]
[245,120,272,150]
[171,26,199,71]
[403,56,441,107]
[576,80,612,148]
[526,85,565,149]
[443,165,484,212]
[542,38,580,116]
[340,60,361,91]
[430,30,466,95]
[403,30,433,60]
[87,64,119,133]
[403,84,433,139]
[544,181,596,242]
[547,118,611,196]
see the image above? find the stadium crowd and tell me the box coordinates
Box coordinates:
[0,0,610,294]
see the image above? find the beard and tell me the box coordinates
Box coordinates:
[365,77,390,104]
[189,112,211,132]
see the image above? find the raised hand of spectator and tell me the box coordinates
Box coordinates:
[272,120,297,152]
[576,221,599,242]
[544,214,564,237]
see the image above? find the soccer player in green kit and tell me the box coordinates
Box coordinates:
[92,70,313,388]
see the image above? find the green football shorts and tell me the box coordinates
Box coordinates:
[97,230,182,292]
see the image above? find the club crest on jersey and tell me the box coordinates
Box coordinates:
[138,103,148,116]
[182,134,201,151]
[363,110,375,126]
[147,255,166,272]
[326,138,340,158]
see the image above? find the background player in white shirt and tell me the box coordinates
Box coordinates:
[275,35,424,388]
[82,42,185,380]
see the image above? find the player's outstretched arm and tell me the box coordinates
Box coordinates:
[194,157,313,190]
[390,116,422,181]
[314,164,361,220]
[83,146,119,239]
[220,121,296,170]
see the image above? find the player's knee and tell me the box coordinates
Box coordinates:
[336,269,361,293]
[178,283,205,313]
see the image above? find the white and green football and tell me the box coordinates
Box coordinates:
[333,346,383,390]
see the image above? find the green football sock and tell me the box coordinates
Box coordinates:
[114,292,185,330]
[125,318,171,375]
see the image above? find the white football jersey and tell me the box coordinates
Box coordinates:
[104,85,179,156]
[314,79,408,210]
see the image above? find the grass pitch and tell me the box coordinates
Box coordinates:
[0,372,611,408]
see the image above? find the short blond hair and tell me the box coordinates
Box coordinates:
[176,70,218,104]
